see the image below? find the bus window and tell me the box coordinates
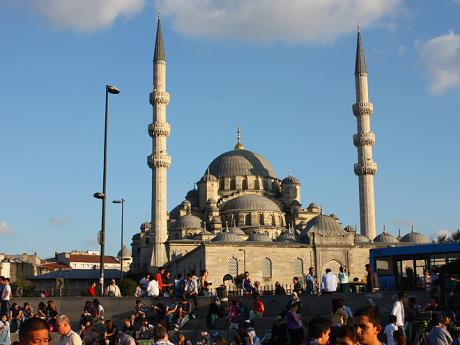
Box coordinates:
[376,257,393,275]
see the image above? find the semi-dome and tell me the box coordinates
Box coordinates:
[247,231,272,242]
[208,149,276,178]
[228,226,247,237]
[221,194,282,212]
[175,214,203,229]
[374,229,399,243]
[400,229,429,244]
[213,230,243,242]
[305,214,348,237]
[355,233,370,243]
[117,245,131,258]
[276,229,297,243]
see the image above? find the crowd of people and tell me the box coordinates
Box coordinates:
[0,266,459,345]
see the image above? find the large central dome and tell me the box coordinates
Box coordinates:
[208,149,276,178]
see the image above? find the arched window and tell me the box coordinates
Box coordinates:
[230,179,236,190]
[219,179,225,190]
[242,179,248,190]
[259,214,264,225]
[294,258,304,277]
[271,214,276,226]
[262,258,272,279]
[255,179,261,190]
[278,215,283,226]
[245,213,251,226]
[228,257,239,277]
[264,231,269,237]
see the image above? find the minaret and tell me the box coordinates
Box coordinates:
[147,13,170,269]
[352,29,377,240]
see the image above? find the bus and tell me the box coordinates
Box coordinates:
[369,242,460,291]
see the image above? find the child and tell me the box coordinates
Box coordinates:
[308,317,330,345]
[384,315,398,345]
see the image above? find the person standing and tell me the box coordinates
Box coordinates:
[365,264,379,293]
[1,278,11,317]
[242,272,253,296]
[383,315,398,345]
[321,269,338,294]
[87,282,96,298]
[105,280,121,297]
[305,267,318,295]
[155,268,165,296]
[56,315,82,345]
[286,302,303,345]
[338,267,351,293]
[391,292,407,331]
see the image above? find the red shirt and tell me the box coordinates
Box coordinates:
[88,286,96,297]
[155,273,163,290]
[254,300,265,314]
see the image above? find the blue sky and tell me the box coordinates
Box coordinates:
[1,0,459,257]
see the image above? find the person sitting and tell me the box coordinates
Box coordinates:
[151,298,167,327]
[147,277,160,297]
[139,273,151,295]
[274,282,286,295]
[104,320,118,345]
[176,297,191,330]
[165,298,179,330]
[0,314,11,345]
[22,303,34,321]
[80,301,93,326]
[139,320,154,340]
[271,314,288,345]
[79,320,97,345]
[293,277,303,295]
[250,295,265,320]
[9,303,24,333]
[153,325,174,345]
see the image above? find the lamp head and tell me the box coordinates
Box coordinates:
[93,192,105,200]
[106,85,120,94]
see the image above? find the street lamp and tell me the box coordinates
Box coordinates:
[113,198,125,279]
[238,248,246,273]
[93,84,120,296]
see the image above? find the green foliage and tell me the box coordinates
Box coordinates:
[118,278,137,296]
[234,273,245,287]
[11,279,35,297]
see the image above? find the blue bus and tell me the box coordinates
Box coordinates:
[369,242,460,291]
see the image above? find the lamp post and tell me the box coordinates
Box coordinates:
[113,198,125,279]
[238,248,246,273]
[93,84,120,296]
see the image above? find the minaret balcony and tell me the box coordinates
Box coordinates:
[148,121,171,137]
[354,161,377,176]
[352,102,373,116]
[149,91,170,105]
[353,132,375,146]
[147,153,171,169]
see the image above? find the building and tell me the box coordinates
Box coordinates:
[51,250,125,270]
[131,16,430,286]
[0,253,44,282]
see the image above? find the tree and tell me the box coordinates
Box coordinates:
[434,229,460,243]
[118,278,138,296]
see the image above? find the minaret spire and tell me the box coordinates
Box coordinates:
[147,12,171,269]
[352,29,377,240]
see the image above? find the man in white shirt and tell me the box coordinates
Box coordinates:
[321,269,338,294]
[1,278,11,316]
[56,315,82,345]
[391,292,407,330]
[105,279,121,297]
[147,279,160,297]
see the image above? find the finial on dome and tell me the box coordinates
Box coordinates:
[234,125,244,150]
[398,228,401,237]
[157,8,160,19]
[411,225,415,232]
[288,169,292,176]
[383,225,387,233]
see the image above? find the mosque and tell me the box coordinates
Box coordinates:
[130,16,429,285]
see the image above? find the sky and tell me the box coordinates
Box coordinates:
[1,0,460,258]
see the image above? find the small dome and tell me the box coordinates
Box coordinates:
[117,245,131,258]
[276,229,297,243]
[221,194,281,212]
[374,229,399,243]
[132,233,140,240]
[344,225,354,232]
[210,216,222,224]
[208,149,276,178]
[175,214,203,229]
[213,230,243,242]
[329,213,339,221]
[182,200,191,206]
[200,169,218,182]
[282,175,300,184]
[307,203,320,210]
[229,226,246,237]
[140,222,151,231]
[355,233,370,243]
[247,231,272,242]
[400,229,429,244]
[304,214,348,237]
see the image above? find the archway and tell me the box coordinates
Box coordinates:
[321,259,343,275]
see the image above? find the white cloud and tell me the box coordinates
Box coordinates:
[416,31,460,94]
[25,0,145,32]
[157,0,401,43]
[48,217,71,225]
[0,221,13,235]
